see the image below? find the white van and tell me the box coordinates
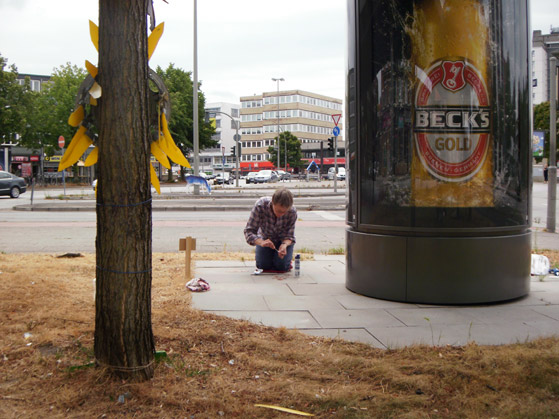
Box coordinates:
[328,167,346,180]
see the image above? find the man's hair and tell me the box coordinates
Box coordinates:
[272,187,293,208]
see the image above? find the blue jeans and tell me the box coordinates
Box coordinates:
[255,241,294,271]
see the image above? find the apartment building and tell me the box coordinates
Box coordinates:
[199,102,240,174]
[239,90,343,173]
[532,28,559,105]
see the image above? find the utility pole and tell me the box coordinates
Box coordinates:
[547,57,557,233]
[272,78,284,169]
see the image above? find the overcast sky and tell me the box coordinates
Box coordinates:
[1,0,557,104]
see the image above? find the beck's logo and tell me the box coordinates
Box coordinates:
[441,61,466,92]
[414,59,491,182]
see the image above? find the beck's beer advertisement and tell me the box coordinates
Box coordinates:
[408,0,494,208]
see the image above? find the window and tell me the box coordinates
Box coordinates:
[31,80,41,92]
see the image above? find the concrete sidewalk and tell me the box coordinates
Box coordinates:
[190,255,559,349]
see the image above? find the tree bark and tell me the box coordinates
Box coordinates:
[94,0,154,380]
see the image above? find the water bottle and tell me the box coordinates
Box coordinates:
[294,254,300,277]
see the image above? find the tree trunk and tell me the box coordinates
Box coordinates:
[94,0,154,380]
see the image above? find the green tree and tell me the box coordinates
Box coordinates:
[267,131,304,170]
[155,64,216,161]
[534,102,559,162]
[0,54,26,146]
[19,63,87,158]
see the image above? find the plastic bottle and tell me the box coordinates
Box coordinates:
[294,254,300,277]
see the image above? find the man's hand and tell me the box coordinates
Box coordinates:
[257,238,276,250]
[277,243,288,259]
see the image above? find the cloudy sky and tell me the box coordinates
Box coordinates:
[1,0,557,104]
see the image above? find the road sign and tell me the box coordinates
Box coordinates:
[58,135,65,148]
[333,126,340,137]
[331,114,342,126]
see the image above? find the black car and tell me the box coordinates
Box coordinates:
[0,171,27,198]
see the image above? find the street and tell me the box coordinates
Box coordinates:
[0,181,348,253]
[0,181,557,254]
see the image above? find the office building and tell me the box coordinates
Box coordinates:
[239,89,343,173]
[199,102,240,174]
[532,28,559,105]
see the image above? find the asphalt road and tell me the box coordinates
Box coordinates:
[0,181,348,253]
[0,180,557,254]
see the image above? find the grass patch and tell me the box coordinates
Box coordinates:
[325,246,345,255]
[1,253,559,417]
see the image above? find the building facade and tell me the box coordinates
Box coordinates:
[239,90,343,173]
[197,102,240,174]
[1,74,52,177]
[532,28,559,105]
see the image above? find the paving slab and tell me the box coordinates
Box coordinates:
[264,295,344,311]
[309,308,404,329]
[191,294,268,311]
[288,283,354,296]
[198,282,293,296]
[190,257,559,349]
[384,307,483,327]
[208,310,320,329]
[335,293,415,310]
[300,328,385,348]
[531,305,559,322]
[456,306,556,325]
[367,323,539,348]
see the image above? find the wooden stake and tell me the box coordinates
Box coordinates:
[179,236,196,279]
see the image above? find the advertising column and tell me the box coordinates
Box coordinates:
[346,0,531,304]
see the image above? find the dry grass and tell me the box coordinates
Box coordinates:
[1,252,559,418]
[539,249,559,268]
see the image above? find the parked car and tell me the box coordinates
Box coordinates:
[254,170,279,183]
[214,172,232,185]
[336,167,346,181]
[245,172,259,184]
[276,170,291,181]
[0,171,27,198]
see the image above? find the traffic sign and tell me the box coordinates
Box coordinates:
[331,114,342,126]
[58,135,65,148]
[333,126,340,137]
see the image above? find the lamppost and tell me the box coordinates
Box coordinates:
[272,77,284,169]
[192,0,200,194]
[547,56,557,233]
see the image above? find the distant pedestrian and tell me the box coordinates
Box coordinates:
[244,187,297,272]
[543,164,548,183]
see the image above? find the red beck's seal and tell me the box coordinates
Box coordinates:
[414,59,490,182]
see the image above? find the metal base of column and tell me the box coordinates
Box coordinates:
[346,229,531,304]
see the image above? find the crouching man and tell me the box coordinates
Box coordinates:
[244,187,297,272]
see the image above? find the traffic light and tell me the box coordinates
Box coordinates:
[236,142,242,156]
[328,137,334,152]
[230,145,236,156]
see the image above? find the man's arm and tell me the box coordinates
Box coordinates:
[282,208,297,244]
[244,205,260,245]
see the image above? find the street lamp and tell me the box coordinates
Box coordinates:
[272,77,284,169]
